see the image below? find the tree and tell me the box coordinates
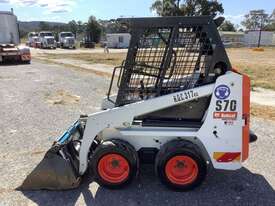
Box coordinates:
[86,16,102,43]
[219,20,236,31]
[99,20,129,34]
[151,0,181,16]
[151,0,224,17]
[39,22,51,30]
[68,20,78,36]
[77,21,85,34]
[241,10,269,30]
[265,9,275,31]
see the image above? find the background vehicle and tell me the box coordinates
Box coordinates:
[58,32,76,49]
[0,10,31,64]
[21,16,257,191]
[27,32,40,48]
[80,36,95,48]
[38,31,56,49]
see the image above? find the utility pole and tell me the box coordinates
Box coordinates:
[251,10,266,48]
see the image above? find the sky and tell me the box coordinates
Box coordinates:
[0,0,274,25]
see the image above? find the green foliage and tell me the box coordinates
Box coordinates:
[219,20,236,32]
[151,0,224,17]
[68,20,78,36]
[39,21,51,31]
[241,10,269,30]
[86,16,102,43]
[265,9,275,31]
[99,20,129,34]
[77,21,85,33]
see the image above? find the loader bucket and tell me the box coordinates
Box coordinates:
[19,146,81,191]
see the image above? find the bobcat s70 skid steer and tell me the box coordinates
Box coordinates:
[21,16,257,191]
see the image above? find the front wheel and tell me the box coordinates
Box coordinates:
[156,140,207,191]
[90,139,139,189]
[23,60,31,64]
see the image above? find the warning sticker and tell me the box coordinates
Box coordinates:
[213,112,237,120]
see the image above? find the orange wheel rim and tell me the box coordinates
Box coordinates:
[98,153,130,184]
[165,155,198,185]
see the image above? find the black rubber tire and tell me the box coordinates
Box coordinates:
[23,60,31,64]
[155,140,207,191]
[90,139,139,189]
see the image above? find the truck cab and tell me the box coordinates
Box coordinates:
[58,32,76,49]
[39,31,56,49]
[27,32,39,48]
[0,10,31,64]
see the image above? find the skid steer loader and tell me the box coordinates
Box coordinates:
[21,16,257,191]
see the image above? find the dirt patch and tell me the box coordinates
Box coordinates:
[251,87,275,107]
[227,48,275,90]
[31,151,46,156]
[36,47,275,90]
[45,90,80,105]
[251,103,275,121]
[0,188,14,194]
[0,75,17,81]
[35,57,113,78]
[41,52,126,66]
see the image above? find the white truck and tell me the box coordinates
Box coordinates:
[27,32,40,48]
[38,31,56,49]
[58,32,76,49]
[0,10,31,64]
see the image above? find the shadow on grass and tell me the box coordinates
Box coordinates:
[21,165,275,206]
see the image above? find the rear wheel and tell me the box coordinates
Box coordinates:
[156,140,207,191]
[23,60,31,64]
[91,139,139,189]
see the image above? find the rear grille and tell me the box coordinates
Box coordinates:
[68,39,74,44]
[47,39,54,44]
[116,26,213,105]
[107,17,231,106]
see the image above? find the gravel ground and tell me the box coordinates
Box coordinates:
[30,47,127,55]
[0,60,274,206]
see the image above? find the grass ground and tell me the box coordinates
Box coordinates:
[41,52,127,66]
[38,47,275,90]
[251,103,275,121]
[227,47,275,90]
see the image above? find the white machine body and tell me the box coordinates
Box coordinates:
[77,71,250,174]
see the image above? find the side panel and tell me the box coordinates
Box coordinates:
[102,73,245,171]
[242,74,250,161]
[80,73,245,173]
[0,13,20,45]
[197,72,244,170]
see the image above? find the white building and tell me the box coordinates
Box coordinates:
[106,33,131,48]
[244,31,274,47]
[219,31,245,47]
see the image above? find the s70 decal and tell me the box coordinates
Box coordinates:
[216,100,237,112]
